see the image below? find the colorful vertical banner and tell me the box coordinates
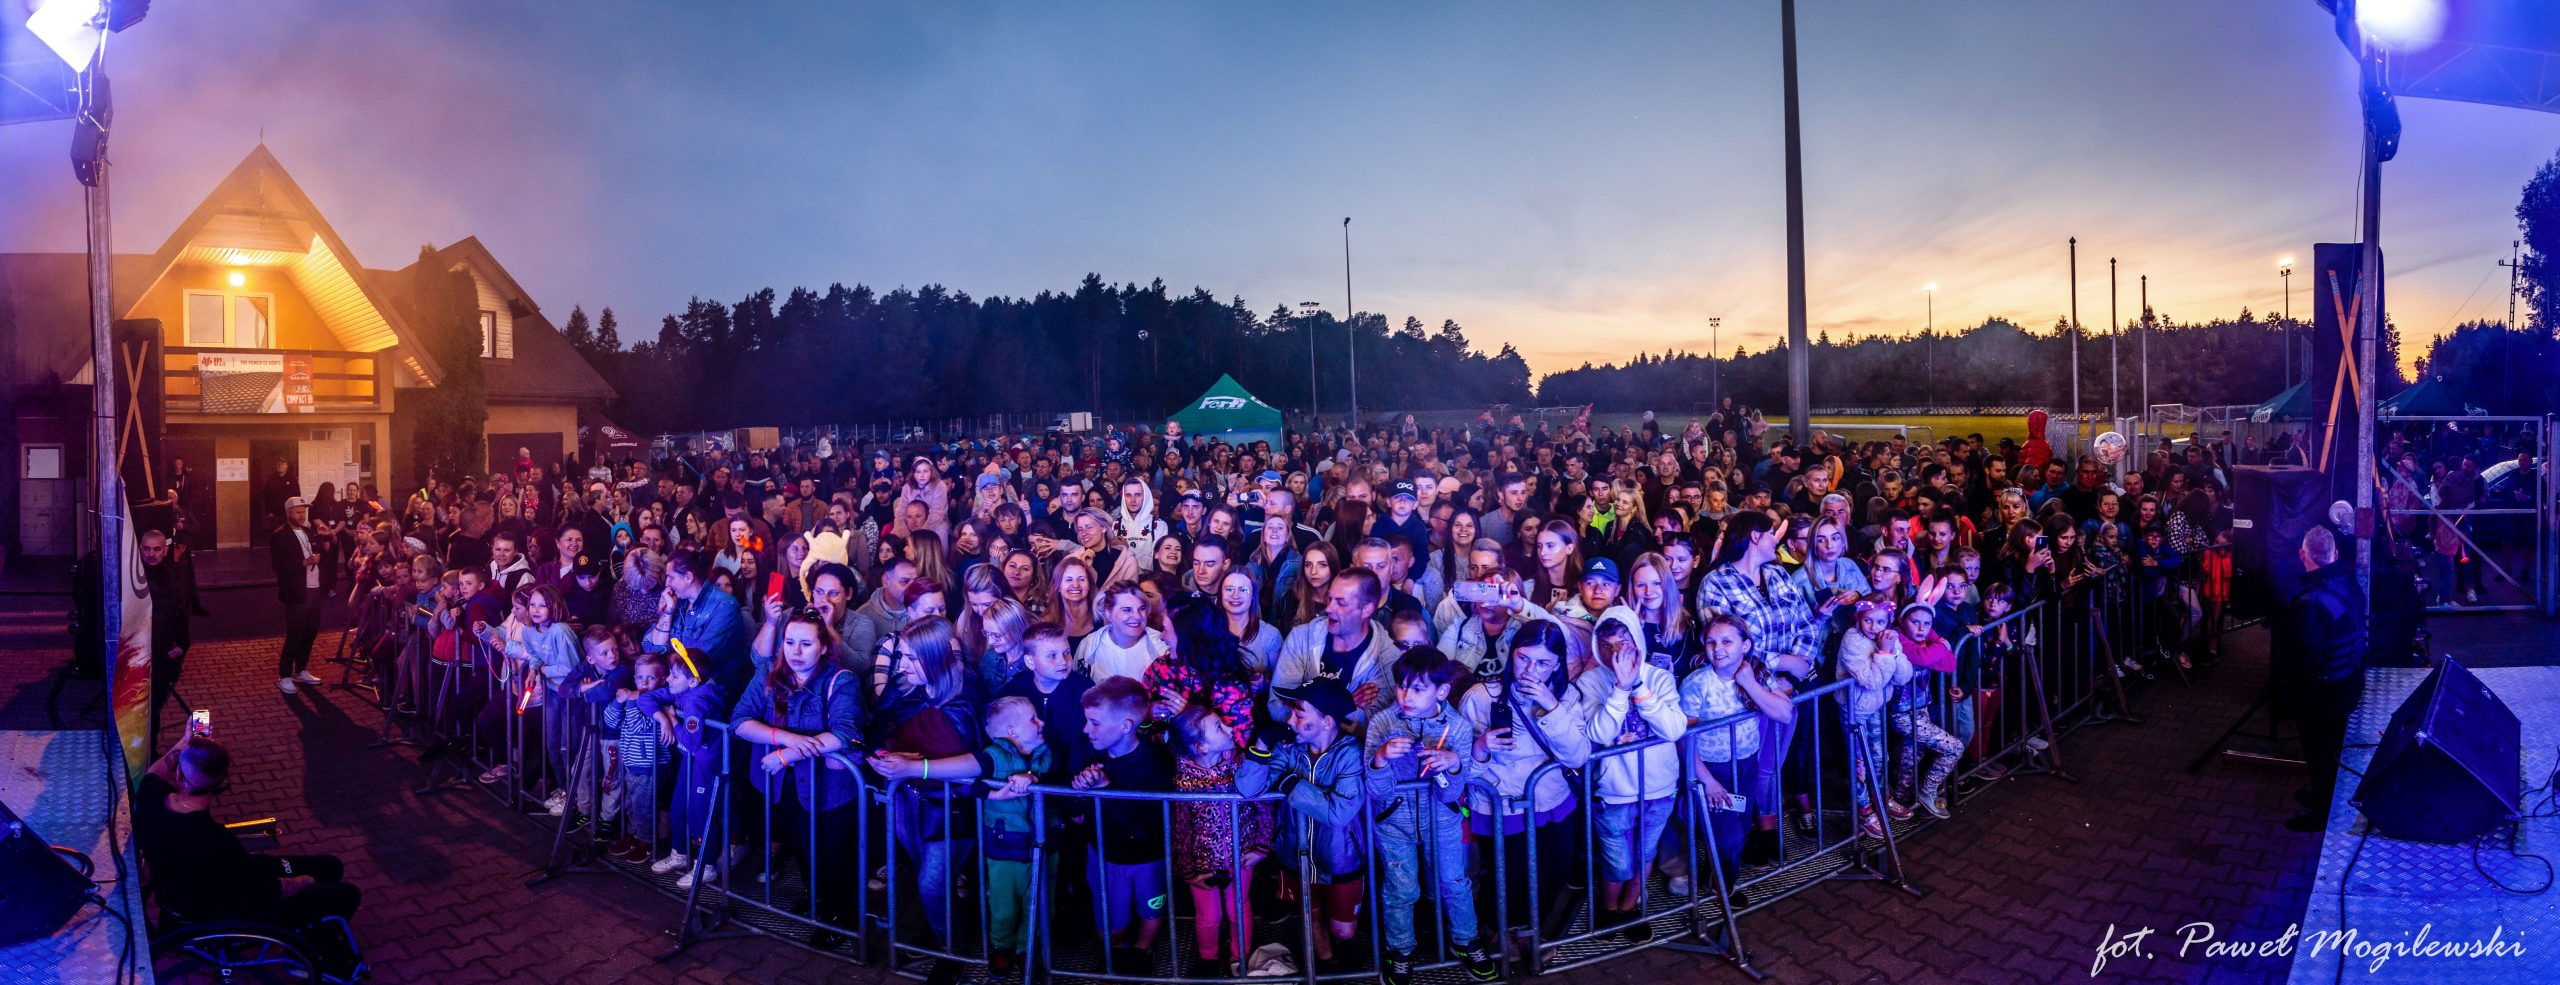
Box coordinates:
[109,499,156,787]
[282,353,315,413]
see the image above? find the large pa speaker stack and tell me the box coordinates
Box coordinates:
[0,798,93,947]
[2353,657,2521,845]
[2230,464,2327,611]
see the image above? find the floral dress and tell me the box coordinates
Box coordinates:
[1172,755,1275,882]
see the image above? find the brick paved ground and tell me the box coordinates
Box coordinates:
[0,581,2366,985]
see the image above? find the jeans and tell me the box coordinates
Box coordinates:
[1846,717,1887,815]
[894,790,976,945]
[1377,799,1478,953]
[1694,753,1756,887]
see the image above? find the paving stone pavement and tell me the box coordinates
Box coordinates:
[0,587,2337,984]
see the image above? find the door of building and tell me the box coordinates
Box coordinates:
[18,444,73,557]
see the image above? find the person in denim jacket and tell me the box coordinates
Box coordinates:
[1362,648,1497,984]
[1237,678,1370,968]
[731,610,864,948]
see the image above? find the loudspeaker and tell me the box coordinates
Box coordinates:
[2231,464,2327,607]
[0,798,94,946]
[2311,242,2379,504]
[2353,657,2521,845]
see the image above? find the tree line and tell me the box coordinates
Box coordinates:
[556,276,2401,432]
[560,274,1534,435]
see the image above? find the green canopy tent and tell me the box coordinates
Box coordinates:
[2379,380,2480,417]
[2248,382,2326,424]
[1169,374,1284,448]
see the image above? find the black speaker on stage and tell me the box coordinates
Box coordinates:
[2353,657,2520,844]
[2231,464,2327,608]
[0,798,94,946]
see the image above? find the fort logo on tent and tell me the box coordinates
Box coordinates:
[1200,396,1247,410]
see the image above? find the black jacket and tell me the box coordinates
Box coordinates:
[270,525,318,605]
[2289,560,2367,685]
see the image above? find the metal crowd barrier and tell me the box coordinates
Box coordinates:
[343,592,2175,984]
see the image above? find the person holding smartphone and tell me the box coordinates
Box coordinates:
[135,734,363,975]
[1456,620,1589,939]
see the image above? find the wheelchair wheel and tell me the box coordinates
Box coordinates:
[154,921,321,984]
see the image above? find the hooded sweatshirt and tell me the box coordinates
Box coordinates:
[1110,482,1168,560]
[1564,607,1686,804]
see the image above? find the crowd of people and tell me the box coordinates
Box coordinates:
[175,400,2283,983]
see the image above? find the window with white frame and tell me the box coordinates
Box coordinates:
[182,290,276,348]
[480,310,497,358]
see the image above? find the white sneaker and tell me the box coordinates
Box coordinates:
[868,866,888,892]
[675,863,716,890]
[2025,736,2050,751]
[651,851,691,875]
[293,671,324,685]
[1666,876,1692,898]
[544,791,569,817]
[279,677,299,695]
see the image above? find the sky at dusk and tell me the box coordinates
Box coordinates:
[4,1,2555,382]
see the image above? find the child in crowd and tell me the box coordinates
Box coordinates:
[1677,614,1792,900]
[1572,616,1686,941]
[1169,705,1271,971]
[564,627,624,822]
[601,651,669,862]
[639,652,727,887]
[1836,601,1911,839]
[1070,677,1175,970]
[978,696,1052,977]
[1237,678,1369,968]
[1889,604,1963,819]
[1363,647,1497,984]
[999,625,1093,765]
[2133,524,2186,668]
[1955,583,2023,781]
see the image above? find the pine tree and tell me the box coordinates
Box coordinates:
[595,307,621,352]
[562,305,593,352]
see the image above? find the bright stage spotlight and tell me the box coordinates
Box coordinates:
[2356,0,2446,50]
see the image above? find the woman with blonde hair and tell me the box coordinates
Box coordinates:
[906,528,952,597]
[963,598,1032,693]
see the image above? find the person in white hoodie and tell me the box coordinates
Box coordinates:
[1567,611,1686,941]
[1110,478,1167,563]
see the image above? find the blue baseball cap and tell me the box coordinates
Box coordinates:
[1582,557,1621,584]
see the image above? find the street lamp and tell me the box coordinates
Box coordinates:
[1922,284,1935,409]
[2278,256,2295,390]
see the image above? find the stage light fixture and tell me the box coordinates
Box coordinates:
[2356,0,2445,50]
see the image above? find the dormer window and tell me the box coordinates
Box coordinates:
[480,310,497,358]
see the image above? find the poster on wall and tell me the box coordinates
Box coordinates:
[195,352,315,413]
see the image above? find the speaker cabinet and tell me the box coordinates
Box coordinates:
[2353,658,2522,845]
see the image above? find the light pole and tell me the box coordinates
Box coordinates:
[2140,274,2150,421]
[1923,283,1935,408]
[1780,0,1811,444]
[1707,316,1722,411]
[1300,301,1322,426]
[2278,256,2294,390]
[2109,258,2119,422]
[1343,217,1357,430]
[2069,238,2081,421]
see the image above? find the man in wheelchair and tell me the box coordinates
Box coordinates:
[135,734,366,979]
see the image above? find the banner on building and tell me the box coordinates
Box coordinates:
[194,352,315,413]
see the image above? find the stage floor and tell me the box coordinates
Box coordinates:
[0,730,149,985]
[2290,666,2560,983]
